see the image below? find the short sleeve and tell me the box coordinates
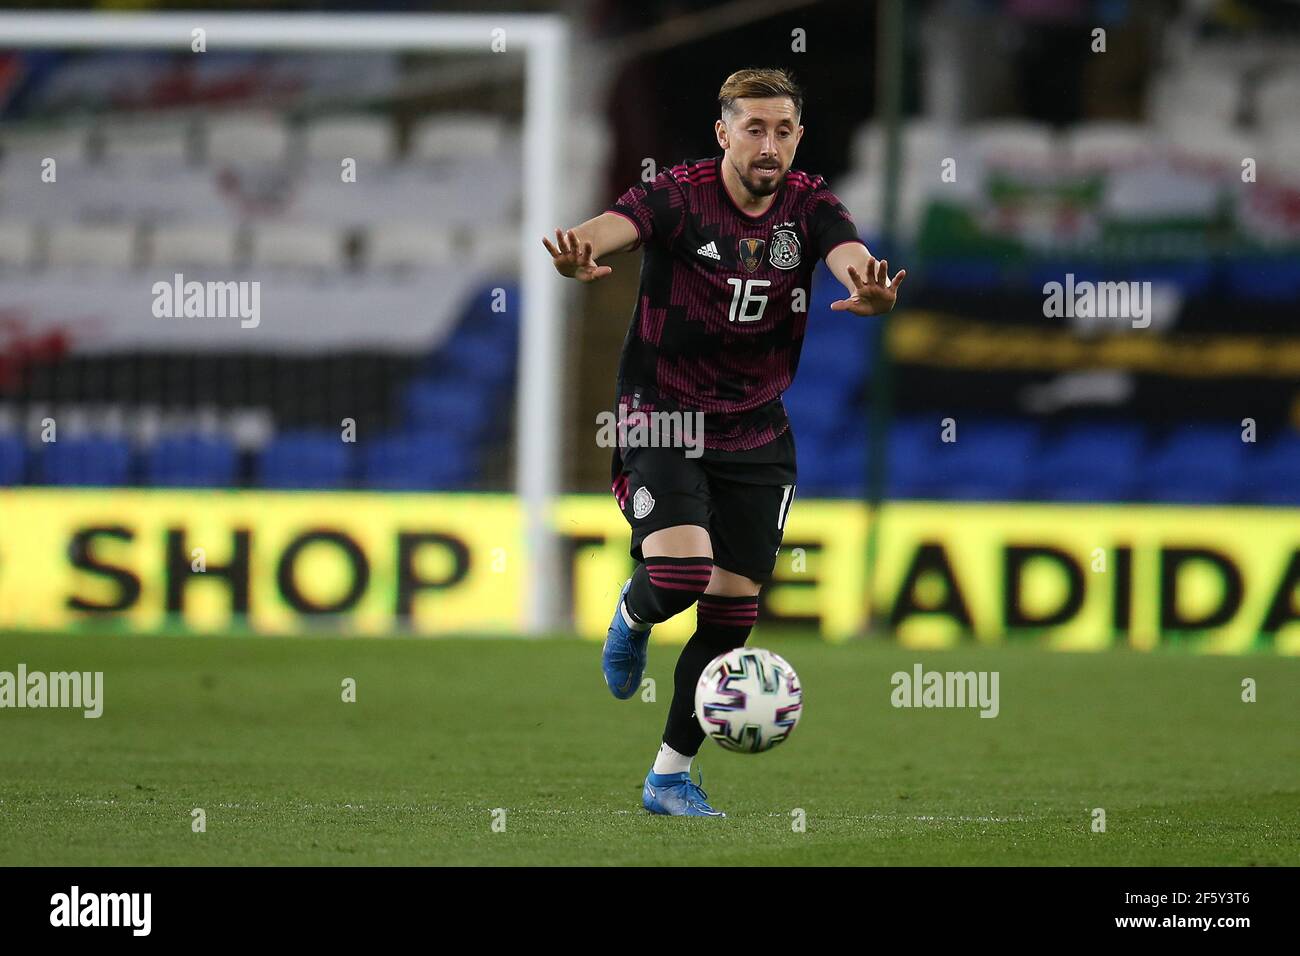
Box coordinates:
[806,184,864,261]
[606,169,686,248]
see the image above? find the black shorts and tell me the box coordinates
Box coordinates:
[610,430,797,583]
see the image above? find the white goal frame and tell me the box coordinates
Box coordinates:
[0,12,569,635]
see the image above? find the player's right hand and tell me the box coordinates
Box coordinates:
[542,229,613,282]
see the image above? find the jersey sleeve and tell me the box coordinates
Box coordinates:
[606,169,686,248]
[806,184,865,261]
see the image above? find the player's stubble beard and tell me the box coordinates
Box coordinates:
[730,155,787,199]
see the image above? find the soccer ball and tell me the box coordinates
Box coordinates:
[694,647,803,753]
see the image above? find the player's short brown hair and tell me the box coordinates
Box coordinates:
[718,68,803,120]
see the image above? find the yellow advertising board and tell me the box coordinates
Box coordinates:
[0,489,523,636]
[0,489,1296,653]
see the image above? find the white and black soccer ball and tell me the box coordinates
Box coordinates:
[694,647,803,754]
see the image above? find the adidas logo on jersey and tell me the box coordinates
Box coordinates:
[696,241,721,261]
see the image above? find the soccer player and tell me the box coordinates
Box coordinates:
[543,68,905,816]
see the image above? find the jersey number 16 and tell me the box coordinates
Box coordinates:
[726,278,770,323]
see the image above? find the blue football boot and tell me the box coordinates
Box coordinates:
[642,768,726,817]
[602,578,651,699]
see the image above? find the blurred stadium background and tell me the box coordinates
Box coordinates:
[0,0,1298,652]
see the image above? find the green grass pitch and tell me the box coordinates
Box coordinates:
[0,630,1296,866]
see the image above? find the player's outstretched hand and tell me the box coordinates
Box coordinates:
[542,229,613,282]
[830,258,907,316]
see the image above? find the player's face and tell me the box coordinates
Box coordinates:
[716,98,803,198]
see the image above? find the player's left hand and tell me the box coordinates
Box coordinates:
[830,258,907,316]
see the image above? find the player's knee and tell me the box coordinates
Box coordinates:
[627,555,713,622]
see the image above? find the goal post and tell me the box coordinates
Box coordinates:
[0,11,570,635]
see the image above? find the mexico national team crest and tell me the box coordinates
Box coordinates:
[632,486,655,519]
[738,238,766,273]
[769,228,802,270]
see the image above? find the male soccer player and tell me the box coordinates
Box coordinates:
[543,68,905,816]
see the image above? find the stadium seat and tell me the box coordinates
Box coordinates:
[0,434,26,484]
[803,430,867,498]
[366,223,455,271]
[1149,67,1241,130]
[441,336,516,389]
[1224,255,1300,301]
[359,431,476,490]
[409,113,509,162]
[100,116,195,166]
[46,223,139,271]
[850,118,956,178]
[1161,116,1254,168]
[1030,422,1145,502]
[887,416,1039,500]
[469,226,520,272]
[1241,434,1300,505]
[303,115,395,165]
[204,113,291,165]
[145,434,239,487]
[149,223,240,270]
[1259,128,1300,178]
[257,430,352,489]
[1255,68,1300,130]
[798,318,872,384]
[0,221,37,271]
[970,120,1059,167]
[248,223,346,271]
[0,123,91,167]
[1064,121,1155,168]
[403,378,502,437]
[783,375,857,447]
[37,436,133,486]
[1139,424,1244,503]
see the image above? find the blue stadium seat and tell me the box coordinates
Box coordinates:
[913,258,1004,291]
[798,319,872,386]
[1225,257,1300,302]
[441,334,515,387]
[816,433,868,497]
[0,434,26,484]
[403,378,502,437]
[1030,422,1145,502]
[257,430,352,489]
[1241,434,1300,505]
[784,375,857,446]
[359,431,475,490]
[38,436,133,486]
[145,434,239,487]
[1139,424,1244,503]
[1028,261,1213,298]
[887,416,1039,500]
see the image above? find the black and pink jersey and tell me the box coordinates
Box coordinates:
[606,155,863,457]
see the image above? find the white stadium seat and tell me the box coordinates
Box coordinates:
[205,114,292,165]
[1255,69,1300,128]
[149,223,240,270]
[970,120,1059,166]
[469,225,520,271]
[0,124,91,167]
[1258,128,1300,180]
[366,223,455,270]
[1064,121,1156,167]
[248,222,345,270]
[100,116,195,166]
[0,221,37,270]
[303,115,395,165]
[409,113,509,162]
[46,223,138,270]
[1149,67,1241,129]
[851,118,957,175]
[1163,117,1255,167]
